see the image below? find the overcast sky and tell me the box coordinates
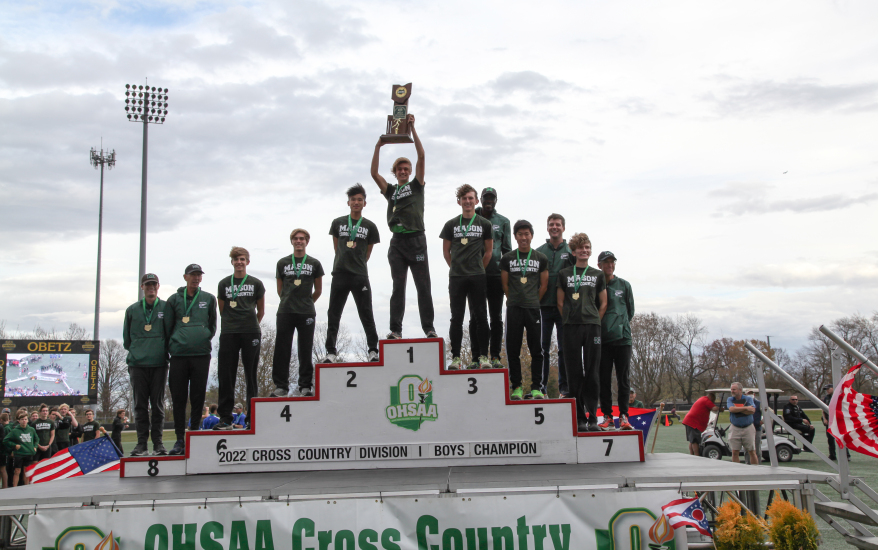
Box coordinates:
[1,0,876,355]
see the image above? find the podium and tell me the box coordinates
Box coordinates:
[121,338,643,477]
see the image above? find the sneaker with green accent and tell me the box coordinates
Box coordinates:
[491,357,503,369]
[531,389,546,400]
[467,361,479,370]
[479,355,492,369]
[511,387,524,400]
[448,357,462,370]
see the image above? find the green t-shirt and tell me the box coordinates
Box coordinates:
[81,420,101,442]
[536,239,575,308]
[217,275,266,334]
[54,415,72,444]
[500,249,548,308]
[439,214,494,277]
[276,255,325,315]
[33,418,54,446]
[383,177,425,232]
[329,215,381,276]
[557,265,606,326]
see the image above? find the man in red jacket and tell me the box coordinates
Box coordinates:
[682,392,719,455]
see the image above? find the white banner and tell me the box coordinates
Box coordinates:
[27,490,688,550]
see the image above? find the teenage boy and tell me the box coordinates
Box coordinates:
[440,184,494,370]
[201,404,220,430]
[273,229,324,397]
[470,187,511,368]
[80,409,107,441]
[597,251,636,431]
[164,264,218,455]
[556,232,606,432]
[33,404,55,460]
[232,403,246,429]
[215,247,265,430]
[500,220,548,399]
[370,115,439,340]
[325,184,381,363]
[53,405,78,450]
[537,214,574,397]
[3,412,37,487]
[111,409,128,452]
[123,273,169,456]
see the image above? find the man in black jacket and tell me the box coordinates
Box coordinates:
[783,395,815,449]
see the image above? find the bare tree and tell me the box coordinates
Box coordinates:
[667,314,709,403]
[97,339,130,416]
[630,313,676,407]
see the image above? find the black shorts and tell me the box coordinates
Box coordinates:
[13,455,33,469]
[685,425,702,444]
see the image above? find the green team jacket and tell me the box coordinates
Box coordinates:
[601,276,635,345]
[123,298,169,367]
[474,207,512,276]
[164,287,217,356]
[536,239,574,308]
[4,424,38,457]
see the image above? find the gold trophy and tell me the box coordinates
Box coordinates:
[380,83,414,144]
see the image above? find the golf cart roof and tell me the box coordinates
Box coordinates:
[707,388,785,394]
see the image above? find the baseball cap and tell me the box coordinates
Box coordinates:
[234,403,243,409]
[823,384,833,390]
[184,264,204,275]
[141,273,160,285]
[481,187,497,199]
[598,251,617,262]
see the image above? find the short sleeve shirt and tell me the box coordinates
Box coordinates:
[383,177,425,232]
[276,255,325,315]
[329,215,381,276]
[217,275,266,333]
[81,420,101,441]
[727,395,755,427]
[682,396,715,432]
[557,265,606,326]
[439,214,494,277]
[500,249,548,308]
[33,419,54,446]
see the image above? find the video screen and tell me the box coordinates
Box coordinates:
[4,353,91,398]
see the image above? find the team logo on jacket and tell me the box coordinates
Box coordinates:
[386,375,438,432]
[615,290,624,297]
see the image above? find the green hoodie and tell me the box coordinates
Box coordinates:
[124,298,169,367]
[474,207,512,276]
[164,287,217,356]
[4,423,38,457]
[601,276,635,345]
[535,239,574,308]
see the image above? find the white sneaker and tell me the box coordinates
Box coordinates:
[368,350,379,362]
[272,387,287,398]
[324,353,339,363]
[298,387,314,397]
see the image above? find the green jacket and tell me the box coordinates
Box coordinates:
[601,276,635,345]
[123,298,169,367]
[164,287,217,357]
[475,207,512,276]
[4,424,38,457]
[535,239,574,307]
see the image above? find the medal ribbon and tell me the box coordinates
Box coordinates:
[347,215,364,243]
[141,298,155,325]
[230,274,249,301]
[183,288,201,318]
[393,181,410,210]
[292,254,308,279]
[458,214,476,240]
[517,249,532,280]
[573,266,584,293]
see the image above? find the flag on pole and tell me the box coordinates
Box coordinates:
[26,437,121,484]
[662,497,712,536]
[828,363,878,458]
[599,407,657,438]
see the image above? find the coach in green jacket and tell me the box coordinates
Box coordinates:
[597,251,636,430]
[164,264,217,455]
[123,273,169,457]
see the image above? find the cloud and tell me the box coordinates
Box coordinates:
[706,77,878,115]
[709,182,878,216]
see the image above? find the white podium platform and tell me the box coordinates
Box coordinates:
[121,338,643,477]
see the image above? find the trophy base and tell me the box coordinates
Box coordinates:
[380,134,414,144]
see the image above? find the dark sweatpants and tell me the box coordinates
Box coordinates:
[540,306,568,395]
[129,365,168,445]
[388,233,435,334]
[448,275,490,359]
[600,344,632,418]
[506,306,543,389]
[273,312,316,391]
[470,276,505,360]
[325,273,379,354]
[168,355,211,440]
[563,324,602,422]
[217,332,261,423]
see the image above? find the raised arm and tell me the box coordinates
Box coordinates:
[371,140,389,194]
[410,115,425,184]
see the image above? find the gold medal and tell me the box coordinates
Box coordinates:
[460,238,468,245]
[347,241,354,248]
[230,301,237,308]
[182,316,190,323]
[144,324,152,332]
[572,293,580,301]
[520,277,527,284]
[294,279,302,286]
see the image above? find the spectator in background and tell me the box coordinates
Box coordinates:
[629,389,644,408]
[232,404,246,429]
[727,382,759,465]
[202,404,220,430]
[0,412,10,488]
[682,392,719,456]
[746,390,764,461]
[53,404,78,450]
[111,409,128,452]
[4,412,37,487]
[80,409,107,442]
[33,404,55,461]
[783,394,815,451]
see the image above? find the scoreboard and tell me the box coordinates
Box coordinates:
[0,339,99,407]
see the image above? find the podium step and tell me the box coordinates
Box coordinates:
[816,501,878,527]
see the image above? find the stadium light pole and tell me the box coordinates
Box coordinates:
[90,146,116,341]
[124,82,169,299]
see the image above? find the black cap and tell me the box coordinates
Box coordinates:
[481,187,497,199]
[598,251,617,262]
[823,384,833,390]
[184,264,204,275]
[141,273,159,285]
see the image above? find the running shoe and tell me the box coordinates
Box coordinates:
[491,357,503,369]
[426,330,440,338]
[368,350,379,362]
[511,387,524,400]
[619,415,633,430]
[598,418,614,430]
[448,357,462,370]
[478,355,492,369]
[531,389,546,400]
[387,332,403,340]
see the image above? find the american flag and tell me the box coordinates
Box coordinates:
[828,363,878,458]
[26,437,121,483]
[598,406,657,438]
[662,497,712,536]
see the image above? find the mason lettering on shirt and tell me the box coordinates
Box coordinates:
[500,250,549,309]
[218,275,266,334]
[329,215,381,276]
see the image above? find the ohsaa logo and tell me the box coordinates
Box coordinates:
[42,526,120,550]
[386,375,438,432]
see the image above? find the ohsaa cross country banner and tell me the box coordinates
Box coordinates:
[28,491,687,550]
